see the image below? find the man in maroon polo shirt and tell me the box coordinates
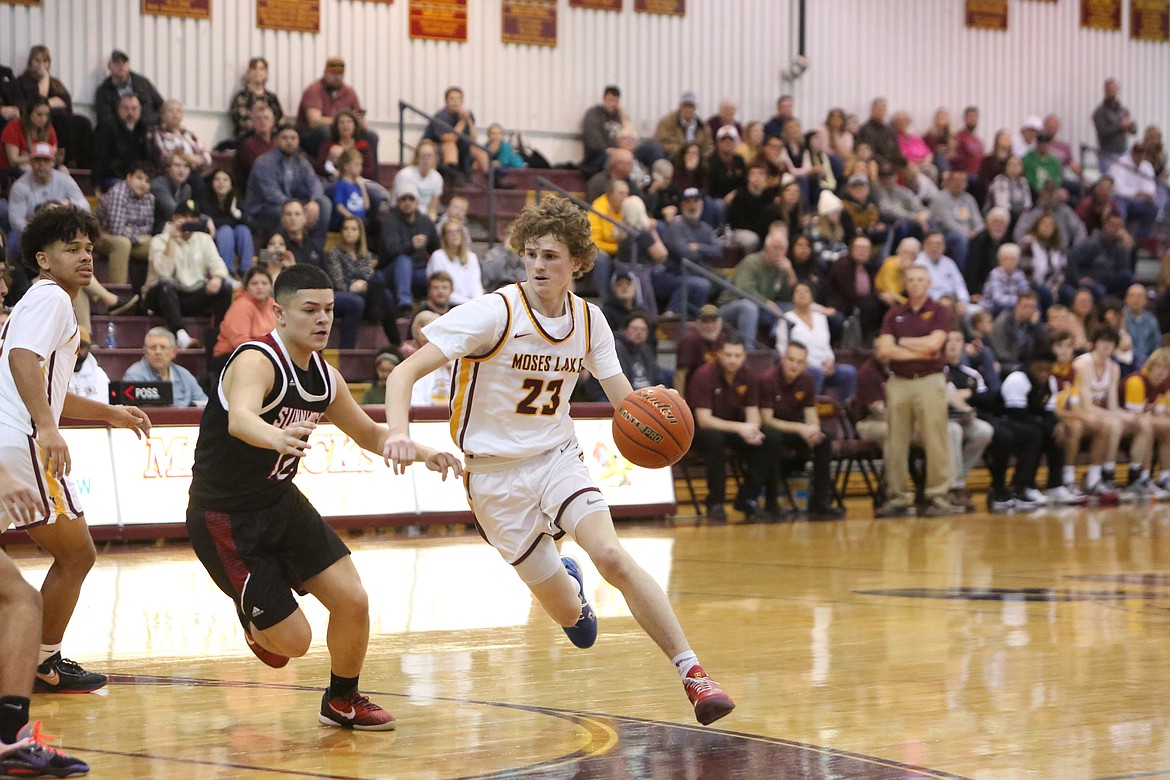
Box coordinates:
[688,334,769,521]
[874,264,962,517]
[295,56,378,163]
[674,304,727,399]
[759,343,845,521]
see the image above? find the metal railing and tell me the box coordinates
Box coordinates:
[532,177,773,328]
[397,100,496,247]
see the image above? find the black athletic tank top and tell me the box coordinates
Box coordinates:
[188,331,336,512]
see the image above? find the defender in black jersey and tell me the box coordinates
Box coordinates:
[186,264,461,731]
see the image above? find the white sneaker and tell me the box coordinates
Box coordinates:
[1150,482,1170,502]
[176,328,195,349]
[1021,488,1049,506]
[1047,485,1084,505]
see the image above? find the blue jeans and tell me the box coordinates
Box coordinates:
[390,255,428,309]
[651,270,711,317]
[806,362,858,403]
[944,230,970,271]
[333,291,366,349]
[718,299,784,348]
[215,224,255,275]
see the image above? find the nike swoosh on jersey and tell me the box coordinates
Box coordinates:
[586,497,604,506]
[515,332,532,338]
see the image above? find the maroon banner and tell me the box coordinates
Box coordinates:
[635,0,684,14]
[410,0,468,42]
[569,0,621,10]
[257,0,320,32]
[1132,0,1170,40]
[143,0,210,19]
[1,0,42,5]
[1081,0,1122,30]
[503,0,556,46]
[965,0,1008,29]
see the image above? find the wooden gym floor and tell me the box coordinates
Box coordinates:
[9,499,1170,779]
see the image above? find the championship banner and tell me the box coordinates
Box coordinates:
[965,0,1008,29]
[635,0,684,14]
[569,0,621,10]
[143,0,210,19]
[1081,0,1122,30]
[1132,0,1170,40]
[410,0,468,42]
[257,0,320,32]
[503,0,557,46]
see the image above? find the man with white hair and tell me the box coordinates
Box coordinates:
[122,327,208,408]
[965,207,1012,299]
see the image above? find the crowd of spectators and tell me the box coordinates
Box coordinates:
[3,45,1170,521]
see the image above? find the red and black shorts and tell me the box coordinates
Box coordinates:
[186,487,350,631]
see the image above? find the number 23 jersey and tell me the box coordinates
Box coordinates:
[424,284,622,459]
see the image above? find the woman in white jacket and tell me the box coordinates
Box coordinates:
[775,281,857,402]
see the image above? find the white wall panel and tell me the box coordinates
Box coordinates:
[1,0,1167,167]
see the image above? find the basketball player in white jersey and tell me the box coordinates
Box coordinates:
[0,206,150,698]
[1072,324,1153,497]
[383,197,736,725]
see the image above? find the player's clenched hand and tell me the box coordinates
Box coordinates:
[111,406,152,439]
[271,421,316,457]
[424,451,463,481]
[39,428,71,478]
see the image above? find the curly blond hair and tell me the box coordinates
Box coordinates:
[508,196,597,277]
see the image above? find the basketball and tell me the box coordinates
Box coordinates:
[612,387,694,469]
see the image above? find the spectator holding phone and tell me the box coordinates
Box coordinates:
[144,198,234,349]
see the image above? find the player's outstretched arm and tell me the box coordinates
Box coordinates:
[383,342,451,468]
[225,351,314,456]
[598,373,635,409]
[324,366,389,455]
[62,393,152,439]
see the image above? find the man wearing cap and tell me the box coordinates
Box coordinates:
[93,50,164,131]
[1108,143,1159,241]
[91,93,150,193]
[654,91,713,162]
[665,188,723,272]
[1022,132,1063,194]
[841,174,888,248]
[581,85,627,176]
[296,57,377,163]
[380,182,439,310]
[144,199,233,351]
[874,264,962,518]
[602,270,647,333]
[1012,116,1043,158]
[245,119,331,245]
[675,304,726,398]
[7,142,88,262]
[707,125,746,201]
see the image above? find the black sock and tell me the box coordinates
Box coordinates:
[0,696,30,744]
[1103,467,1116,484]
[1128,465,1142,486]
[329,673,359,699]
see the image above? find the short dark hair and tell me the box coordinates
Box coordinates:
[126,159,153,178]
[242,267,272,287]
[624,311,650,329]
[722,332,746,349]
[1090,324,1120,346]
[273,263,332,303]
[1017,290,1039,303]
[603,85,621,98]
[20,205,100,275]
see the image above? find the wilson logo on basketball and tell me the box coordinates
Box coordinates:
[633,389,679,424]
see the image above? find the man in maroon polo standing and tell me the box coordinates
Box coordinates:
[873,265,963,517]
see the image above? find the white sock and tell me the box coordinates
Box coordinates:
[1086,465,1102,487]
[672,650,699,679]
[1104,461,1116,475]
[1160,470,1169,484]
[38,643,61,666]
[1063,465,1076,486]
